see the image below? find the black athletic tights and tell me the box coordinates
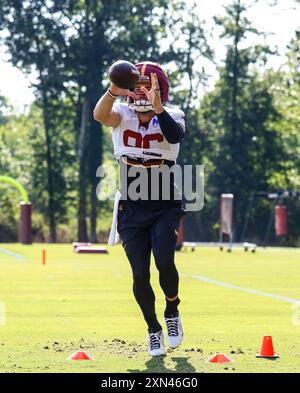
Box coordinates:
[118,201,184,333]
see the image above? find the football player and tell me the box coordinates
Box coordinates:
[94,61,185,356]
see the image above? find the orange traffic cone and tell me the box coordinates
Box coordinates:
[256,336,279,359]
[68,351,94,361]
[207,353,234,364]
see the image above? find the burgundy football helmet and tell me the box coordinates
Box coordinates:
[127,61,169,112]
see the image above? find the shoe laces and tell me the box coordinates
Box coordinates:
[165,317,179,337]
[149,331,162,350]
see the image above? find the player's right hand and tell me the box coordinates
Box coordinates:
[110,83,137,99]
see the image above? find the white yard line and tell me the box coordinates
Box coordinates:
[0,247,25,261]
[181,273,299,305]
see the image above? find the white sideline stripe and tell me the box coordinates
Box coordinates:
[0,247,25,261]
[181,273,299,305]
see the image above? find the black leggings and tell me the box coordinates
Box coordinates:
[118,202,183,331]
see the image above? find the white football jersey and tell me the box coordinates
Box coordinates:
[112,103,185,161]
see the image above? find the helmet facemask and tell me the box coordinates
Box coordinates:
[128,76,154,113]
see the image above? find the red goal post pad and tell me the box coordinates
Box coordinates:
[220,194,234,236]
[275,205,288,237]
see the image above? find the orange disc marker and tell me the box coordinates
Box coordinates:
[68,351,94,361]
[207,353,234,364]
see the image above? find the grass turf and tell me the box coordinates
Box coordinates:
[0,243,300,373]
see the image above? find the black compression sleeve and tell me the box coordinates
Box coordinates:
[156,110,184,144]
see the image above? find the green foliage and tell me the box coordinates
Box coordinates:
[0,1,299,245]
[194,0,286,243]
[0,107,33,240]
[0,0,180,242]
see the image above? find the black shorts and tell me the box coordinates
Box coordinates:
[117,200,186,275]
[118,200,186,243]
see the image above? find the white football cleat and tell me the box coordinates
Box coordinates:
[165,314,183,349]
[148,330,165,357]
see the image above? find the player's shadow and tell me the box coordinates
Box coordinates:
[127,356,196,373]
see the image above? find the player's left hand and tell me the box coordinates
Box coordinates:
[140,73,164,114]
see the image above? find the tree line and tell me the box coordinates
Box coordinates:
[0,0,299,245]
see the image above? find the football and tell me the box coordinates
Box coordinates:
[109,60,140,89]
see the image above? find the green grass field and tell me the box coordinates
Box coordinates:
[0,243,300,373]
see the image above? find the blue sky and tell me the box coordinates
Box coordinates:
[0,0,299,112]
